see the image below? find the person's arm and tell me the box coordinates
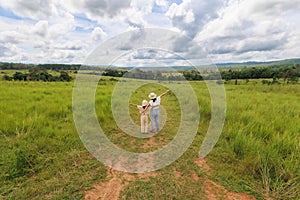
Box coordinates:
[159,89,170,98]
[141,103,151,114]
[144,104,151,113]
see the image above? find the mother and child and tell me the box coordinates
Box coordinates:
[130,89,170,134]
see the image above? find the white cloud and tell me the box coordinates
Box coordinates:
[195,0,300,62]
[184,10,194,23]
[91,27,107,41]
[130,0,154,14]
[0,43,24,60]
[55,40,87,50]
[0,44,10,57]
[48,12,75,39]
[60,0,132,20]
[155,0,168,7]
[166,0,224,37]
[0,0,299,64]
[0,31,25,44]
[0,0,59,20]
[32,20,48,37]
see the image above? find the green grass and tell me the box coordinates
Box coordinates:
[0,77,299,199]
[209,83,300,199]
[0,81,107,199]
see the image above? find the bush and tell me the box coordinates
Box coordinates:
[13,72,28,81]
[58,71,72,82]
[2,75,12,81]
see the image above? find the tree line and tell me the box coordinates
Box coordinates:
[0,62,81,70]
[100,64,299,83]
[220,64,299,83]
[2,67,72,82]
[1,62,299,84]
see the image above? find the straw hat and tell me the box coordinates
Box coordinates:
[142,100,148,106]
[148,92,157,99]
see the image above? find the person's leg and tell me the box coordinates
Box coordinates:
[142,115,148,133]
[145,116,148,133]
[140,116,144,133]
[150,110,155,132]
[155,109,160,132]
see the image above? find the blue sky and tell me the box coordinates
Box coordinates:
[0,6,22,20]
[0,0,299,65]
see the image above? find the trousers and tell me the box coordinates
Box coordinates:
[140,114,148,133]
[150,108,160,132]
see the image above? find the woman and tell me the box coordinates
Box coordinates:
[145,89,170,133]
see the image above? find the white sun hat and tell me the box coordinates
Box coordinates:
[148,92,157,99]
[142,100,148,106]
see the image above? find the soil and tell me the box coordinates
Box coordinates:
[84,152,256,200]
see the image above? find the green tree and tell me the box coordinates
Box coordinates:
[2,75,12,81]
[13,72,27,81]
[59,71,72,82]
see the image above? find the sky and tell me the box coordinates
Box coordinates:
[0,0,300,65]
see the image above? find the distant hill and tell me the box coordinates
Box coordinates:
[1,58,300,70]
[116,58,300,70]
[216,58,300,68]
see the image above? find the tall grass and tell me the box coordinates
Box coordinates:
[0,78,299,199]
[209,83,300,199]
[0,81,107,199]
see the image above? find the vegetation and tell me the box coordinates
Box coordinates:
[0,62,81,70]
[209,83,300,199]
[0,74,299,199]
[0,80,107,199]
[220,65,300,83]
[102,64,300,82]
[1,61,299,83]
[2,67,73,82]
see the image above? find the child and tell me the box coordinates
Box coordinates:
[130,100,150,134]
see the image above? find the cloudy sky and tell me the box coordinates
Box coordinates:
[0,0,300,65]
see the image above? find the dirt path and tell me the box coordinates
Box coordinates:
[84,167,157,200]
[195,157,256,200]
[85,149,256,199]
[84,176,122,200]
[142,136,156,149]
[85,151,157,200]
[204,179,256,200]
[84,168,134,200]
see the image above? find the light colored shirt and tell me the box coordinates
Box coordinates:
[149,96,161,110]
[137,105,150,115]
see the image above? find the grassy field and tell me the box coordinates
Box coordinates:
[0,76,299,199]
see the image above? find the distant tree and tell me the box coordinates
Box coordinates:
[28,67,42,81]
[183,70,203,80]
[59,71,72,82]
[13,72,27,81]
[287,76,298,84]
[221,71,232,81]
[155,71,163,80]
[2,75,12,81]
